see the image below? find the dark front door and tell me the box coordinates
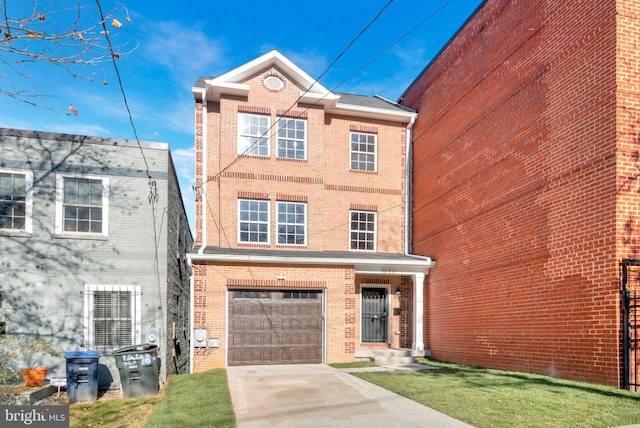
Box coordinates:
[361,288,387,343]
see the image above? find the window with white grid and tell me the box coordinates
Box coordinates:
[55,174,109,237]
[277,202,306,245]
[83,285,141,353]
[238,199,270,244]
[277,117,306,160]
[350,210,376,251]
[0,169,32,233]
[238,113,270,157]
[350,132,377,172]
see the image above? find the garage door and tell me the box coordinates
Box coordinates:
[228,290,323,365]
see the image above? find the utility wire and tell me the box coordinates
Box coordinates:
[207,0,396,181]
[195,1,455,248]
[198,0,453,190]
[95,0,151,180]
[96,0,163,330]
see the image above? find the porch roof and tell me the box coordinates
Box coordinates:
[187,247,435,275]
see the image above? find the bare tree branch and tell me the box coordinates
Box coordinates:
[0,0,136,110]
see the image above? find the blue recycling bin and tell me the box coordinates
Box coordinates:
[64,351,100,403]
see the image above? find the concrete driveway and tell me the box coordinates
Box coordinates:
[227,364,472,427]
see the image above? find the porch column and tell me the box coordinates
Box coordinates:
[412,272,425,351]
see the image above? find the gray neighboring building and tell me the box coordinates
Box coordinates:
[0,128,192,389]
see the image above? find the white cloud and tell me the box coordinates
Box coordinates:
[141,21,226,83]
[154,96,194,136]
[171,146,195,183]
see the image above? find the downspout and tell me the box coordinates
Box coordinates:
[404,114,417,257]
[191,87,207,373]
[198,90,208,255]
[188,257,195,373]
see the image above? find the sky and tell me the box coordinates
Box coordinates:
[0,0,484,231]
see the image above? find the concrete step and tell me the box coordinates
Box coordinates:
[373,356,416,365]
[371,349,413,358]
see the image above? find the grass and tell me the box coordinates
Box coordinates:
[70,394,162,428]
[69,369,234,428]
[68,361,640,428]
[329,361,377,369]
[143,369,234,428]
[351,358,640,428]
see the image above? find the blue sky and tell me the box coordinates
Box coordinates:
[0,0,483,230]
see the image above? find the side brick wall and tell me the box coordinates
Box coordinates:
[402,0,624,386]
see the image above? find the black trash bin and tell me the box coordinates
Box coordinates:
[64,351,100,403]
[112,344,159,398]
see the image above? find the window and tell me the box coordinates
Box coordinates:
[277,202,306,245]
[233,291,271,299]
[0,170,32,233]
[350,210,376,251]
[284,291,319,299]
[277,117,306,160]
[238,199,269,243]
[56,174,109,236]
[350,132,377,171]
[83,285,141,353]
[238,113,270,157]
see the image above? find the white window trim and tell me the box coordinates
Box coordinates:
[0,168,33,235]
[237,199,271,245]
[55,173,109,238]
[349,210,377,252]
[276,117,307,160]
[276,201,307,246]
[349,132,378,172]
[83,284,141,353]
[237,113,270,157]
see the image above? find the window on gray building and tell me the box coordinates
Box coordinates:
[0,170,32,232]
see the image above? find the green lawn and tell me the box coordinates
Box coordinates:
[69,361,640,428]
[70,369,234,428]
[351,358,640,428]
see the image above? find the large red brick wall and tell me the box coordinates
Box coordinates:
[402,0,628,386]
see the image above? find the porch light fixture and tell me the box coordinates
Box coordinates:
[395,287,401,297]
[277,275,286,281]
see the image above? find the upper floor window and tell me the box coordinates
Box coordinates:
[350,132,377,172]
[238,199,269,244]
[238,113,270,157]
[56,174,109,237]
[350,210,376,251]
[277,202,306,246]
[0,169,33,233]
[277,118,306,160]
[84,284,141,353]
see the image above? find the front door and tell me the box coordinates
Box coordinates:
[361,288,388,343]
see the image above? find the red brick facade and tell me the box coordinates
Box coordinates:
[190,52,431,369]
[402,0,638,387]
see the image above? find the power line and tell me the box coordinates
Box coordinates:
[95,0,151,180]
[207,0,396,182]
[193,1,456,248]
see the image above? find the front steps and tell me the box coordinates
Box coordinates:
[355,348,427,366]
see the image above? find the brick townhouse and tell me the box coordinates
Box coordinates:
[400,0,640,388]
[187,50,434,369]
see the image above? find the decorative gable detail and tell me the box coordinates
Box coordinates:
[261,71,287,92]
